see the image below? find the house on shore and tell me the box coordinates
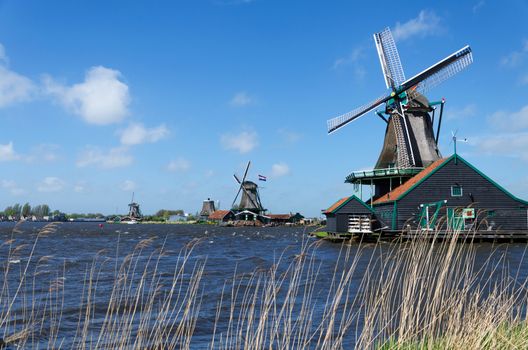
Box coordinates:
[324,154,528,236]
[268,213,305,225]
[208,210,235,223]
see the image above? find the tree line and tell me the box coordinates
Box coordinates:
[1,203,61,219]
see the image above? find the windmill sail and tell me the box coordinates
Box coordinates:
[327,94,391,133]
[400,46,473,94]
[374,28,406,89]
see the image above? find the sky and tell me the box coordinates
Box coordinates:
[0,0,527,217]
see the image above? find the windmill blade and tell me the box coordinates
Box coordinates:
[231,187,242,208]
[232,174,243,208]
[327,94,392,134]
[400,46,473,94]
[374,27,406,89]
[241,161,251,183]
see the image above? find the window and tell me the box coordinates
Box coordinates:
[487,210,496,218]
[451,185,463,197]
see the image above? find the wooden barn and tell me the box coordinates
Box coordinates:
[208,210,235,223]
[324,154,528,236]
[324,196,376,234]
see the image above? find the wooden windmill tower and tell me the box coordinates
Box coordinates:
[327,27,473,200]
[231,161,265,215]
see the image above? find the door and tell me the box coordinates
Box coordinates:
[419,200,446,230]
[348,215,371,233]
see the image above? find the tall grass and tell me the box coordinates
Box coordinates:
[1,223,527,349]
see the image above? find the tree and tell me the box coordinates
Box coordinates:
[12,203,21,217]
[42,204,50,217]
[22,203,31,217]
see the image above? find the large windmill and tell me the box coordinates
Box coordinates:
[231,161,265,215]
[328,27,473,200]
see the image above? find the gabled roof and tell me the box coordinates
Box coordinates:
[373,158,447,205]
[208,210,232,220]
[324,195,374,215]
[373,154,528,206]
[268,214,291,220]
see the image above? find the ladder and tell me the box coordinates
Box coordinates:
[392,114,412,168]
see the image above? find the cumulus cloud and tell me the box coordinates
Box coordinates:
[43,66,130,125]
[472,132,528,161]
[120,180,137,191]
[167,157,191,172]
[392,10,442,41]
[221,131,258,154]
[119,123,169,145]
[271,162,290,177]
[0,142,20,161]
[0,44,35,107]
[488,105,528,131]
[76,146,133,168]
[37,177,65,192]
[1,180,25,196]
[230,91,254,107]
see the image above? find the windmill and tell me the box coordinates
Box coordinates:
[328,27,473,169]
[126,192,142,221]
[231,161,265,214]
[328,27,473,201]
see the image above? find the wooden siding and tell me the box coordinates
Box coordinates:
[373,202,395,229]
[326,214,337,232]
[393,158,528,231]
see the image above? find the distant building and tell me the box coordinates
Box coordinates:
[209,210,235,223]
[268,213,304,225]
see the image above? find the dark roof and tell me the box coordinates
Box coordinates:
[373,158,447,205]
[208,210,232,220]
[324,195,374,214]
[268,214,291,220]
[373,154,528,206]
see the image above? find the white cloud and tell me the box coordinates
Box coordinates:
[1,180,26,196]
[488,105,528,131]
[119,123,169,145]
[120,180,137,191]
[230,91,254,107]
[501,39,528,68]
[271,162,290,177]
[37,177,65,192]
[167,157,191,172]
[472,132,528,161]
[77,146,133,168]
[446,104,477,120]
[392,10,442,41]
[0,142,20,161]
[74,181,88,193]
[221,131,258,154]
[0,43,35,107]
[43,66,130,125]
[0,66,35,108]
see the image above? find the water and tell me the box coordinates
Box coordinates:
[0,222,527,348]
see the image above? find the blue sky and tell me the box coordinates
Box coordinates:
[0,0,527,217]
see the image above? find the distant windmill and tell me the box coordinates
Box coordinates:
[127,192,142,220]
[231,161,265,214]
[327,27,473,170]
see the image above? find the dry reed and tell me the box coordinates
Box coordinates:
[0,223,527,349]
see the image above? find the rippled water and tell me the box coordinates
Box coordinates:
[0,222,527,348]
